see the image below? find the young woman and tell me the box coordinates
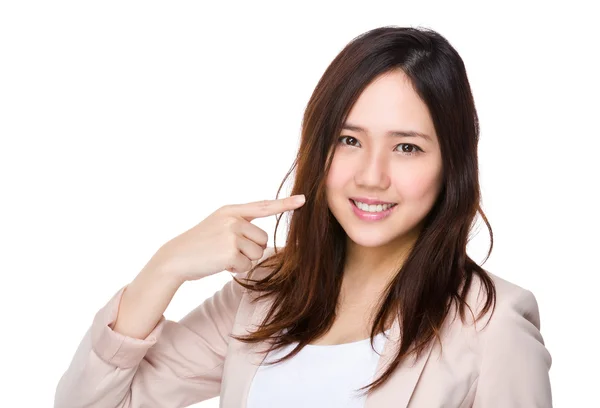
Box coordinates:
[55,26,552,407]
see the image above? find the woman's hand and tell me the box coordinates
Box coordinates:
[145,194,306,284]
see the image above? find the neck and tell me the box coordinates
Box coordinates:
[339,231,420,333]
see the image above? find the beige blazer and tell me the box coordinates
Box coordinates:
[55,248,552,407]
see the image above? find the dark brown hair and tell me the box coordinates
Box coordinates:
[232,25,496,396]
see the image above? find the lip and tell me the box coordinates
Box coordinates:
[349,196,397,205]
[349,199,397,221]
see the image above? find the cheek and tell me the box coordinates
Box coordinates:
[325,157,352,189]
[395,167,442,201]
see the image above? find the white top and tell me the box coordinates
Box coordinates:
[247,329,391,408]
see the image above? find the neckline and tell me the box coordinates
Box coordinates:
[304,328,391,348]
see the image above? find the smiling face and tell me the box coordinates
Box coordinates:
[325,69,444,255]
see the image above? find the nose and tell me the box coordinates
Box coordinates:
[353,150,391,190]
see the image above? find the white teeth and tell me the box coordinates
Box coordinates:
[352,200,396,212]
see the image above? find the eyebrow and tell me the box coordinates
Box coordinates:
[341,122,433,142]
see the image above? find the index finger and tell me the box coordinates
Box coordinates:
[229,194,306,221]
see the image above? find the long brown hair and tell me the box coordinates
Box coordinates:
[232,25,496,396]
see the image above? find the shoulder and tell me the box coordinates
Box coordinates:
[440,270,546,357]
[463,271,542,332]
[459,270,552,374]
[460,274,553,404]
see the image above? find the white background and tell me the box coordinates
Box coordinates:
[1,1,598,406]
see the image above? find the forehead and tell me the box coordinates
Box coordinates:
[344,70,437,143]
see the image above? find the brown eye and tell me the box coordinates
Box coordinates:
[338,136,360,147]
[396,143,421,155]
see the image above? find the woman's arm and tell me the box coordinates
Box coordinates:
[54,270,248,408]
[110,264,183,341]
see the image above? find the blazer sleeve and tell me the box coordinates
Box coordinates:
[54,272,248,408]
[472,288,553,407]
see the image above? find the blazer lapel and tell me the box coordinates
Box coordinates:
[220,295,434,408]
[364,317,434,407]
[219,294,273,408]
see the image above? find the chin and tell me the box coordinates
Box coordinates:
[342,224,407,248]
[335,211,422,250]
[347,235,394,248]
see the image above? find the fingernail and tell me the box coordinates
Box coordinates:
[294,194,306,204]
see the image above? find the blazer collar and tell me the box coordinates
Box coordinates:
[220,294,434,408]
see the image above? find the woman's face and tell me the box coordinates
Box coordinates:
[325,69,443,249]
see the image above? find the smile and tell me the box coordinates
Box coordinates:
[349,199,398,221]
[351,199,397,212]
